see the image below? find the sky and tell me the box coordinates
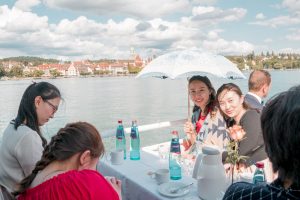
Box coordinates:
[0,0,300,60]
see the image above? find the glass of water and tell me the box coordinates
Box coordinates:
[158,144,169,160]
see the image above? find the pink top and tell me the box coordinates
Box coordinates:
[18,170,119,200]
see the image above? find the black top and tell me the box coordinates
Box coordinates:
[244,93,263,111]
[223,179,300,200]
[239,109,267,166]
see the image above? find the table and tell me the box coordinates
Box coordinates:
[97,143,199,200]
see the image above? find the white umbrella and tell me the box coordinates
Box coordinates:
[136,49,246,79]
[136,49,246,118]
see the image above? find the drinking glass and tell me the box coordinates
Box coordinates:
[158,144,169,160]
[180,157,195,176]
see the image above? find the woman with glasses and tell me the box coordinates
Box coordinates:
[183,76,229,155]
[0,82,61,197]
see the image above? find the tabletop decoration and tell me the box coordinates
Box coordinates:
[226,125,248,183]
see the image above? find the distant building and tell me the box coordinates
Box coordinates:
[109,63,128,75]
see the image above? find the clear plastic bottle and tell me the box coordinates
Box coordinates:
[130,120,140,160]
[169,130,182,180]
[253,162,266,184]
[116,120,126,159]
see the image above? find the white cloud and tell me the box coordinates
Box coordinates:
[188,6,247,25]
[0,6,48,32]
[264,38,273,43]
[0,4,257,59]
[206,29,223,40]
[286,29,300,41]
[55,16,106,36]
[202,39,254,55]
[282,0,300,13]
[192,6,215,15]
[279,47,300,54]
[43,0,190,18]
[14,0,41,11]
[250,14,300,28]
[191,0,217,5]
[256,13,265,19]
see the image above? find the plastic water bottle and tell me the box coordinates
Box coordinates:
[169,130,182,180]
[116,120,126,159]
[130,120,140,160]
[253,162,266,184]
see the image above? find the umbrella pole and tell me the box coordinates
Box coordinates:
[188,81,190,119]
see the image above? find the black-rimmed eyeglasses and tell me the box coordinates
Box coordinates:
[44,100,58,113]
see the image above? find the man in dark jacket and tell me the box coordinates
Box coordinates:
[244,70,271,110]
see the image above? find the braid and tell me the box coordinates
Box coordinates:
[13,122,105,197]
[13,135,61,196]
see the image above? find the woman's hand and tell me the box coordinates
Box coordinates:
[224,162,249,176]
[106,177,122,200]
[184,121,196,145]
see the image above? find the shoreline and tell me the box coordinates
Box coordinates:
[0,73,138,81]
[1,68,300,81]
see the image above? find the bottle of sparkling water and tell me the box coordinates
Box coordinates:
[116,120,126,159]
[169,130,182,180]
[253,162,266,184]
[130,120,140,160]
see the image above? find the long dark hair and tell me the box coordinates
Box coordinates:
[188,76,216,115]
[216,83,248,127]
[261,85,300,185]
[13,122,105,196]
[14,82,61,147]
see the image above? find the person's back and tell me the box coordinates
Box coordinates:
[245,70,271,110]
[224,180,299,200]
[18,170,119,200]
[0,123,43,193]
[14,122,122,200]
[244,92,263,110]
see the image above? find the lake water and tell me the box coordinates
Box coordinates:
[1,70,299,150]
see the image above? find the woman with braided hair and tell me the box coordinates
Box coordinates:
[0,82,61,198]
[14,122,121,200]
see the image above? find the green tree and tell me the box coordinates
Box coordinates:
[8,66,23,77]
[274,63,282,69]
[32,70,44,77]
[80,71,91,76]
[128,65,141,74]
[50,69,61,77]
[0,66,6,77]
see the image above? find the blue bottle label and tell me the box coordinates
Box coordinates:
[130,129,137,139]
[170,144,180,153]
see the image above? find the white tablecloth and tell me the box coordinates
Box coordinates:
[97,144,199,200]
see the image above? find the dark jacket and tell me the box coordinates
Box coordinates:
[239,109,267,166]
[244,93,263,111]
[223,179,300,200]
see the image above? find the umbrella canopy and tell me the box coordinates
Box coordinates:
[136,49,246,79]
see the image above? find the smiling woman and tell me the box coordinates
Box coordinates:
[183,76,229,155]
[216,83,269,175]
[0,82,61,197]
